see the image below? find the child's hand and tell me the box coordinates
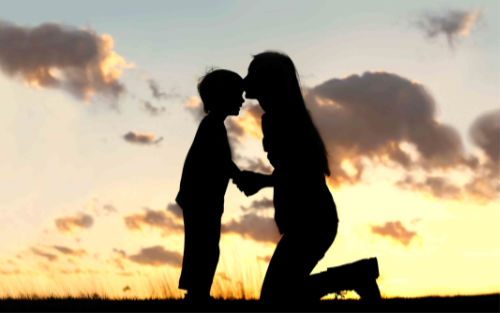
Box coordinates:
[234,171,263,196]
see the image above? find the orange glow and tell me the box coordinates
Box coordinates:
[233,111,263,141]
[186,96,202,108]
[98,34,135,84]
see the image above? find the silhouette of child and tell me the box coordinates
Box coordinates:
[175,69,244,301]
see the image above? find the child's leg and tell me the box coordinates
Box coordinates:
[180,208,222,300]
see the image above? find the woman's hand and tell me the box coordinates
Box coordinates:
[234,171,273,196]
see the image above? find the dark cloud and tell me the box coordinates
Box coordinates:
[128,245,182,267]
[396,175,462,200]
[103,204,118,214]
[123,285,131,292]
[166,202,183,219]
[52,245,87,257]
[0,20,131,101]
[123,131,163,145]
[416,9,482,48]
[308,71,464,183]
[142,100,165,116]
[222,213,280,244]
[241,197,273,212]
[124,208,183,235]
[462,110,500,202]
[55,214,93,233]
[31,247,58,261]
[370,221,417,246]
[470,109,500,170]
[113,248,127,258]
[146,78,167,100]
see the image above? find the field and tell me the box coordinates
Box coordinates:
[0,294,498,312]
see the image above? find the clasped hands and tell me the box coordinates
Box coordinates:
[233,170,268,196]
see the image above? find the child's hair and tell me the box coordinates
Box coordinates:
[198,69,243,113]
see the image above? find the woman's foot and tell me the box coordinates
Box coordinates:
[310,257,381,300]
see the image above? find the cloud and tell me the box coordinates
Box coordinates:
[226,104,264,143]
[241,197,273,211]
[236,156,274,174]
[416,9,482,48]
[142,100,165,116]
[103,204,118,214]
[230,71,497,203]
[465,110,500,202]
[55,214,93,233]
[52,245,87,257]
[127,245,182,267]
[308,71,464,182]
[184,96,204,120]
[113,248,127,258]
[31,247,58,261]
[0,20,133,101]
[222,213,280,244]
[166,202,183,219]
[146,78,167,100]
[257,255,272,263]
[370,221,418,246]
[124,208,184,235]
[123,131,163,145]
[469,109,500,170]
[396,175,462,200]
[123,285,131,292]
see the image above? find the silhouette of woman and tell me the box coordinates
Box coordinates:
[238,51,380,301]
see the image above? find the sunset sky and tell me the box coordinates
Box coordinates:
[0,0,499,299]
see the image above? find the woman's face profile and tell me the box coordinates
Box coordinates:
[244,60,273,112]
[243,62,258,100]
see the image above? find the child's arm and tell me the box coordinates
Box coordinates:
[229,161,241,180]
[235,170,274,196]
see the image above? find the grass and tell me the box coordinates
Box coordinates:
[0,294,498,312]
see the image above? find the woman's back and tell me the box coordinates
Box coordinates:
[262,112,338,233]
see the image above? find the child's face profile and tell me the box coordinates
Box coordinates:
[220,83,244,116]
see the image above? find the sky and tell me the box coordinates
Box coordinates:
[0,0,499,299]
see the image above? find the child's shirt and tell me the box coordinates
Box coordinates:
[176,114,238,213]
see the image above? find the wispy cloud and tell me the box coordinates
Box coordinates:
[416,9,482,49]
[146,78,168,100]
[54,214,93,233]
[124,208,183,235]
[371,221,418,246]
[241,197,273,212]
[123,131,163,145]
[222,213,280,244]
[166,202,183,219]
[142,100,166,116]
[52,245,87,257]
[127,245,182,267]
[31,247,58,261]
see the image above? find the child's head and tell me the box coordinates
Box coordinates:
[198,69,244,116]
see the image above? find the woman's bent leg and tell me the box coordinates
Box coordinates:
[260,224,336,302]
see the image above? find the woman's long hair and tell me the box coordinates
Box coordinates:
[251,51,331,176]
